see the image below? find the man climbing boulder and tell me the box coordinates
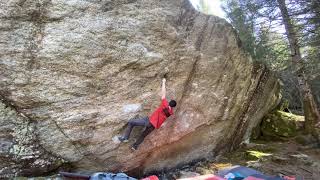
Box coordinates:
[118,78,177,151]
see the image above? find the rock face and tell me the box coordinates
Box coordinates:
[0,0,280,177]
[0,100,63,178]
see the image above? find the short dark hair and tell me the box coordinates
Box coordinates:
[169,100,177,107]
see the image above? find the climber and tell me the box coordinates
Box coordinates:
[118,78,177,151]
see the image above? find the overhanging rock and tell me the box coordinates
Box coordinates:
[0,0,280,177]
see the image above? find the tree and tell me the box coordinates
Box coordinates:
[222,0,320,134]
[292,0,320,110]
[276,0,320,133]
[222,0,257,59]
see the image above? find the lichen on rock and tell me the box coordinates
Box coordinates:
[0,101,63,177]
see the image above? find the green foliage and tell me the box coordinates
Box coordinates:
[255,26,291,71]
[222,0,257,59]
[221,0,320,111]
[221,0,292,71]
[221,0,320,71]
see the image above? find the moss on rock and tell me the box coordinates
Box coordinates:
[245,150,272,161]
[261,111,304,140]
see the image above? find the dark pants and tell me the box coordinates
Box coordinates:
[123,116,155,148]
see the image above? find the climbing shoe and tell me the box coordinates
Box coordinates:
[118,136,128,143]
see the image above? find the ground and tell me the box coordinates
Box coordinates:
[13,136,320,180]
[158,139,320,180]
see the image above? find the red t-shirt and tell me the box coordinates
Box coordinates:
[149,99,173,129]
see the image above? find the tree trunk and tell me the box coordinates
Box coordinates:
[276,0,320,135]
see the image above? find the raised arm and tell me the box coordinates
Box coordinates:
[161,78,166,100]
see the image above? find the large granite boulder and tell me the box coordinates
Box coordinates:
[0,0,280,177]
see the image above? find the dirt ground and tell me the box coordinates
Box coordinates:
[158,139,320,180]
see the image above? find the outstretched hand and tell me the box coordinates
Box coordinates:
[161,78,166,99]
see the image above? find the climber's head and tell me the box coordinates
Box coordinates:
[169,100,177,108]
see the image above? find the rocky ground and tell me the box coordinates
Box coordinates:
[13,139,320,180]
[157,139,320,180]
